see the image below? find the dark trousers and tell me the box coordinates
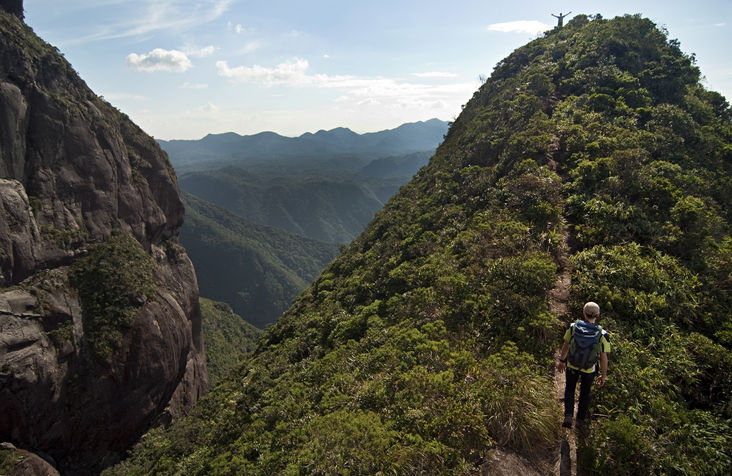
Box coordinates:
[564,367,595,419]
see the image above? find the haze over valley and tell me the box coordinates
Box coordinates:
[163,119,448,327]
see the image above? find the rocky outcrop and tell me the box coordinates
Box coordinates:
[0,1,23,20]
[0,10,207,474]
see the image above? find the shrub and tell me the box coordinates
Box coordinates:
[481,343,560,455]
[570,243,703,336]
[69,230,156,361]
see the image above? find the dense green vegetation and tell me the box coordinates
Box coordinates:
[0,448,20,474]
[179,168,403,244]
[108,14,730,475]
[70,230,157,362]
[175,127,441,325]
[200,298,263,385]
[182,194,339,327]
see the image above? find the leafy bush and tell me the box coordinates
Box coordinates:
[481,343,560,455]
[571,243,704,336]
[69,230,156,361]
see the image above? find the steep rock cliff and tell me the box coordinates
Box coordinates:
[0,9,207,474]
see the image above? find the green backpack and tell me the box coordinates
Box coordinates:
[568,320,603,370]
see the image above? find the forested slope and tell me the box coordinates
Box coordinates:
[109,14,731,475]
[181,193,339,327]
[179,168,394,244]
[199,298,262,385]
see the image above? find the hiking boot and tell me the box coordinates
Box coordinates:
[562,415,573,428]
[576,416,590,428]
[575,417,590,437]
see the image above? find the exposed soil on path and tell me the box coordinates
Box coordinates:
[548,225,577,476]
[553,368,576,476]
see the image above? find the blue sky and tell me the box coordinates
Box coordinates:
[24,0,732,140]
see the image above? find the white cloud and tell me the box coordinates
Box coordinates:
[182,45,216,58]
[229,22,255,35]
[191,103,220,114]
[126,48,192,72]
[182,82,209,89]
[241,41,261,54]
[217,58,311,84]
[216,57,476,111]
[715,22,726,27]
[486,20,551,35]
[413,71,459,79]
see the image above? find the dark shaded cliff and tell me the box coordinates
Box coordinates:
[0,9,207,474]
[0,0,23,20]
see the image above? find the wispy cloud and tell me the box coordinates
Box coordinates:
[216,58,476,110]
[241,41,261,54]
[65,0,234,44]
[486,20,550,35]
[181,45,216,58]
[228,22,254,35]
[191,102,220,114]
[182,82,209,89]
[217,58,310,84]
[714,22,726,27]
[413,71,459,79]
[126,48,192,72]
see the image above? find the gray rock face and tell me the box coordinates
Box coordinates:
[0,10,207,475]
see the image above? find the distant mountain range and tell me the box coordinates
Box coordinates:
[159,118,449,173]
[167,120,448,328]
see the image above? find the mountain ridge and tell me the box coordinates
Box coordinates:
[176,118,445,143]
[159,118,449,172]
[109,13,731,475]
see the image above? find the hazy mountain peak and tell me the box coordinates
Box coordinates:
[160,119,449,172]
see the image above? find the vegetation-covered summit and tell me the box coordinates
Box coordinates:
[110,14,731,475]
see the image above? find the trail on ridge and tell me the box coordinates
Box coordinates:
[548,224,576,476]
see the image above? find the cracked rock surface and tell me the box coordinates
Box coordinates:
[0,10,207,475]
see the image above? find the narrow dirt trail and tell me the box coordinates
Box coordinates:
[553,361,576,476]
[547,226,576,476]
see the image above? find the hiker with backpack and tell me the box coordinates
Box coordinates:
[556,301,610,428]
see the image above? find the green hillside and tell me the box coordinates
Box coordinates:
[200,298,263,385]
[179,168,399,244]
[181,193,340,328]
[109,15,731,475]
